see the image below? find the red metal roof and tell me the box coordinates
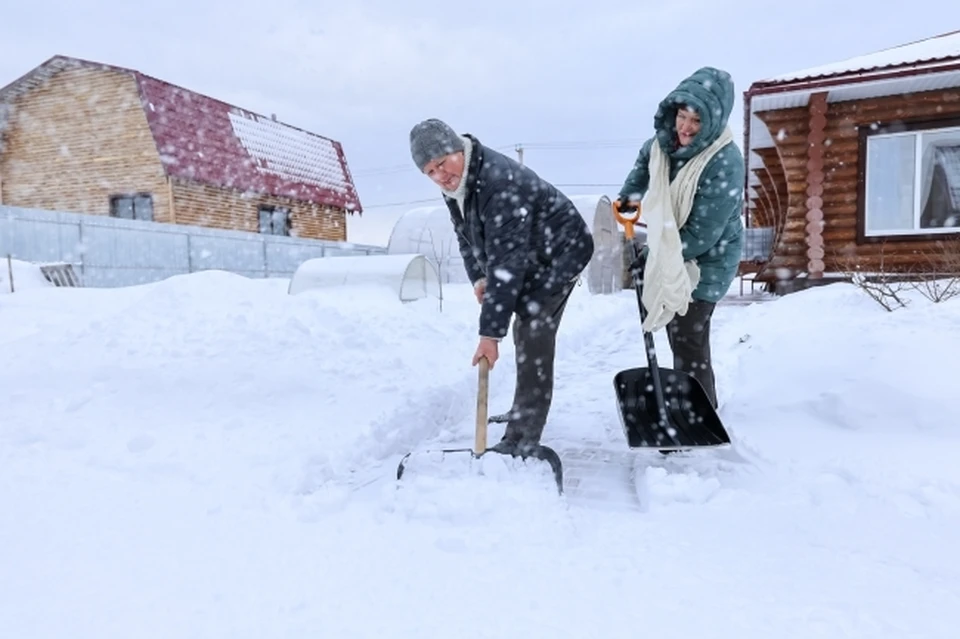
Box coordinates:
[0,55,363,213]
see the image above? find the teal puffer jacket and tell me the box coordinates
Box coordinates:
[618,66,745,303]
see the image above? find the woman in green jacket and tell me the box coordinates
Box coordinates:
[614,66,745,409]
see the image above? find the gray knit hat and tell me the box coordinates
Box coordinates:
[409,118,464,171]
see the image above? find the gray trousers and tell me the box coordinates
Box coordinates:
[500,282,576,444]
[665,299,718,408]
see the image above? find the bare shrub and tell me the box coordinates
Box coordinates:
[832,241,911,312]
[910,239,960,303]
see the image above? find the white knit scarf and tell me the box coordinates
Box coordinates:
[640,125,734,332]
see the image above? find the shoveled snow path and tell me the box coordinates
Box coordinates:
[339,292,958,639]
[355,290,761,512]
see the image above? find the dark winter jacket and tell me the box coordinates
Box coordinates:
[444,134,594,339]
[618,66,745,303]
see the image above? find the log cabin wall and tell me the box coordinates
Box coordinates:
[0,66,170,219]
[753,86,960,279]
[170,179,348,241]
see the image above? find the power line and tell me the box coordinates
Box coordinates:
[351,138,645,177]
[505,140,645,150]
[556,183,621,188]
[352,164,418,177]
[363,197,441,210]
[363,184,622,210]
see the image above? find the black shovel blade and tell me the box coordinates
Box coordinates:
[613,366,730,450]
[396,445,564,495]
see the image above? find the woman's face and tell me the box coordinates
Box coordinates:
[675,108,701,147]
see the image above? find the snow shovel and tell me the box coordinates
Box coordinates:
[395,356,564,494]
[611,201,731,451]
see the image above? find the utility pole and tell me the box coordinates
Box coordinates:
[515,144,524,165]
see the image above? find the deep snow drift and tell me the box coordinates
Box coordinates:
[1,270,958,638]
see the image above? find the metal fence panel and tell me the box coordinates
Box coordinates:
[189,234,266,273]
[83,223,190,269]
[1,208,83,263]
[0,205,386,287]
[265,237,329,275]
[322,245,368,258]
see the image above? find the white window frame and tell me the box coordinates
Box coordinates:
[863,123,960,238]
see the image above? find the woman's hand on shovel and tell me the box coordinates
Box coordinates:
[472,337,499,369]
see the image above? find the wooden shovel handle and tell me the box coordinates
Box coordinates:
[475,356,489,455]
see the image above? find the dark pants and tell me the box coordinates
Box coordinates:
[500,282,576,444]
[666,299,718,408]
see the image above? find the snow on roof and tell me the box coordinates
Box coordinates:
[0,55,363,213]
[138,74,361,211]
[759,30,960,85]
[228,112,348,195]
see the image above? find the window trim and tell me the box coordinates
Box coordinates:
[857,115,960,244]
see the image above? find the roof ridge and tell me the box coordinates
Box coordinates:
[750,29,960,88]
[35,54,338,145]
[133,71,340,145]
[1,53,362,214]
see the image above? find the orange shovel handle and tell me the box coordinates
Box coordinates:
[612,200,642,240]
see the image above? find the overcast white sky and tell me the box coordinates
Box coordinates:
[0,0,954,244]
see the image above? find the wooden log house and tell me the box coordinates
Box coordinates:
[0,55,363,241]
[742,30,960,293]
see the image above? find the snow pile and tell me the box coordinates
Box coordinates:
[723,283,957,437]
[1,271,958,638]
[1,270,487,497]
[0,257,53,294]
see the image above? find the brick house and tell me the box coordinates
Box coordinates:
[0,55,363,242]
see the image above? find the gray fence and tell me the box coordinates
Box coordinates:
[0,205,386,288]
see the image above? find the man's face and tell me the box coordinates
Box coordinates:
[422,152,465,191]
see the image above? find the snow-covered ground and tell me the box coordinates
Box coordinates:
[1,266,958,638]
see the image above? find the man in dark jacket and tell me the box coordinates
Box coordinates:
[409,118,594,454]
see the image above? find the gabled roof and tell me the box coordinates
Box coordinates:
[750,30,960,92]
[0,55,362,213]
[744,30,960,166]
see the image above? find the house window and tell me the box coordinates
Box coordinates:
[110,193,154,221]
[258,205,291,236]
[862,122,960,238]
